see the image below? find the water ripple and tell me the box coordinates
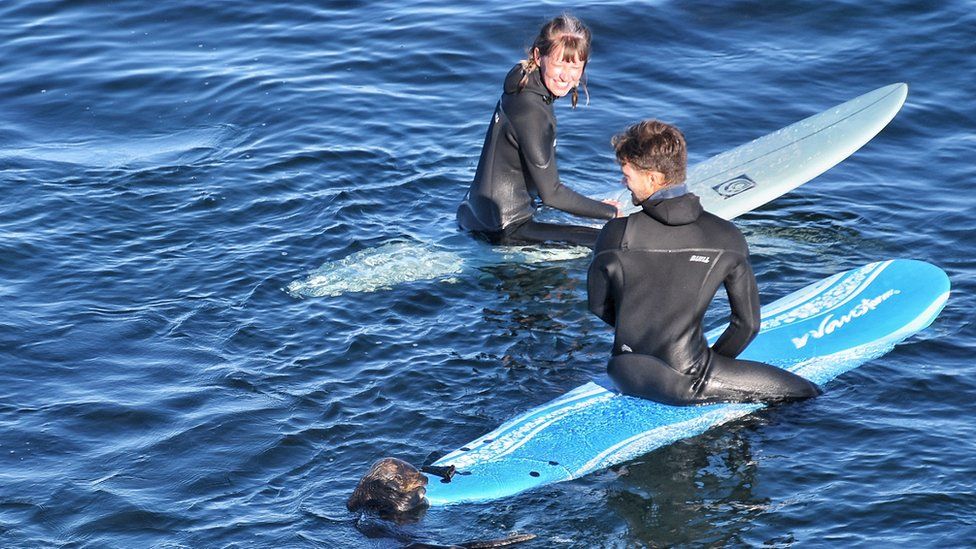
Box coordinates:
[1,0,974,546]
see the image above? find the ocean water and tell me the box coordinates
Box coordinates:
[1,1,974,547]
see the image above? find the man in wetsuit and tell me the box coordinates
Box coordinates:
[587,120,820,405]
[457,16,618,248]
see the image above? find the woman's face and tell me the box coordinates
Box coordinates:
[534,45,585,98]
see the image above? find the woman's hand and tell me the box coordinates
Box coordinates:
[603,199,624,218]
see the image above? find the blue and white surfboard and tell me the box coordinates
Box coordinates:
[426,259,950,506]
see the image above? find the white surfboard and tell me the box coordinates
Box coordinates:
[288,84,908,298]
[610,83,908,217]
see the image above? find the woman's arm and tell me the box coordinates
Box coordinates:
[514,109,617,220]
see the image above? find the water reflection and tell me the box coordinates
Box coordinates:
[606,420,774,547]
[475,259,605,381]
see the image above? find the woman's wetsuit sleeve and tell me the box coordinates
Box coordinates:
[711,256,762,358]
[587,219,627,326]
[512,108,616,221]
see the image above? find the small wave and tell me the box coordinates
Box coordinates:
[0,125,240,169]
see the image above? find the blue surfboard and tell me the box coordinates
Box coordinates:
[426,259,950,506]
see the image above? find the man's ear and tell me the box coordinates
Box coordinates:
[648,171,669,193]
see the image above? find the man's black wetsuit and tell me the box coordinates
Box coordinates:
[457,64,616,248]
[587,186,820,405]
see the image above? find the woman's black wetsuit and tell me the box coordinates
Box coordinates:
[587,187,820,405]
[456,64,616,248]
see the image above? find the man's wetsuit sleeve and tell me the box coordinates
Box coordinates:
[711,256,762,358]
[587,219,626,326]
[512,109,616,220]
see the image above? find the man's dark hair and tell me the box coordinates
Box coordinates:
[611,120,687,185]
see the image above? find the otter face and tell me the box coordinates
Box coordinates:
[347,458,429,520]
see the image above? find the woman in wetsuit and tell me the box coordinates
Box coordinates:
[588,120,821,405]
[456,15,621,248]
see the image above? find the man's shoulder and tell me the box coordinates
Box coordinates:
[696,210,749,251]
[695,208,727,224]
[697,209,742,231]
[594,217,629,253]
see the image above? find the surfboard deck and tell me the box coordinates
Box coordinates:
[609,83,908,218]
[426,259,950,506]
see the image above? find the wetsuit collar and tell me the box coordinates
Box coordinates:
[504,64,555,104]
[534,68,556,104]
[640,185,702,226]
[646,184,688,201]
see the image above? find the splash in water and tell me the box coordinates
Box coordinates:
[286,240,591,298]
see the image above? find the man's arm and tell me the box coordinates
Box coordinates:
[711,257,762,358]
[587,220,627,326]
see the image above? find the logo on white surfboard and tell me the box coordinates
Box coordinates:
[791,289,901,349]
[713,174,757,199]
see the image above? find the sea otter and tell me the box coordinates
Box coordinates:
[347,457,430,520]
[348,457,535,548]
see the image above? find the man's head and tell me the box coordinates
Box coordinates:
[347,458,429,522]
[611,120,687,205]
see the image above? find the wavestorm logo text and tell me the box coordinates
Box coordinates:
[791,289,901,349]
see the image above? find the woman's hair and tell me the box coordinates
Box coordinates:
[611,120,688,185]
[519,14,591,108]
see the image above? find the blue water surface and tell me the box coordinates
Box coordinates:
[1,1,974,547]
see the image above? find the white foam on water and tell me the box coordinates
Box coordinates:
[286,241,466,298]
[287,240,591,298]
[495,244,590,264]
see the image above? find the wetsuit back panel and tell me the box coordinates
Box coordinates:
[589,191,823,404]
[589,193,759,373]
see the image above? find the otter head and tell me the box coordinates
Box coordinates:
[347,458,429,521]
